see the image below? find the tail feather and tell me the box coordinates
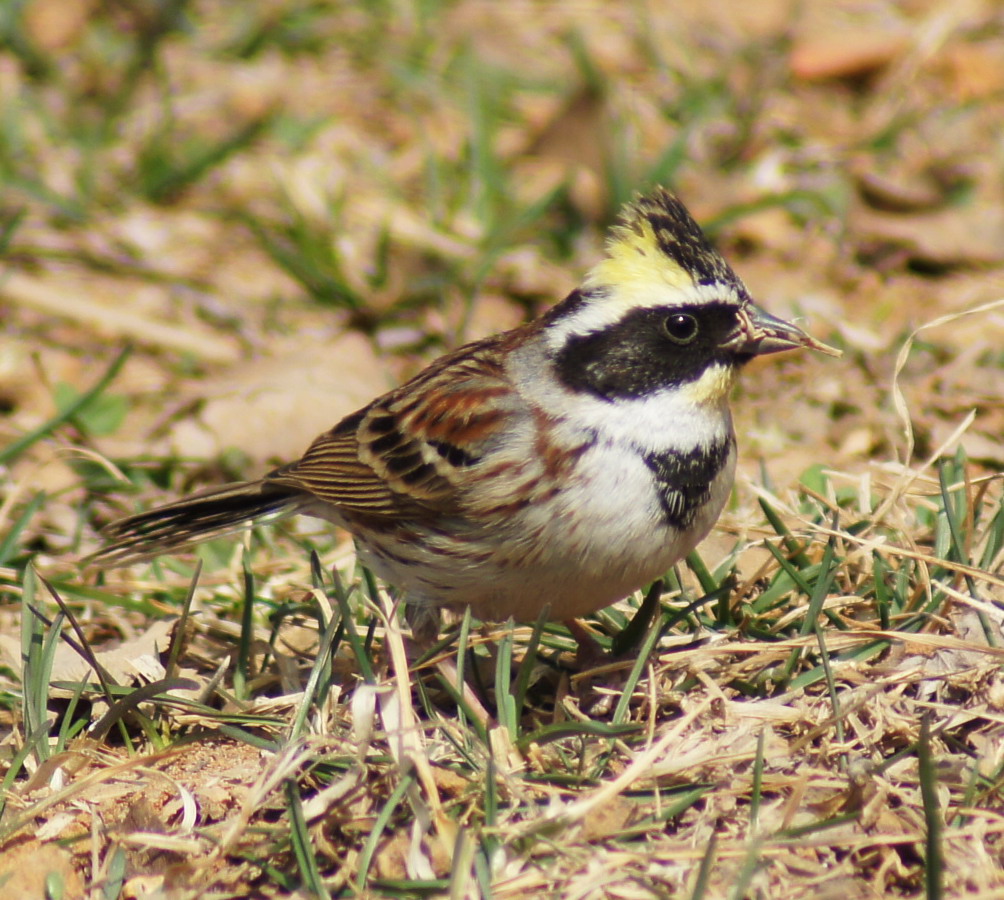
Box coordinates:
[89,480,305,567]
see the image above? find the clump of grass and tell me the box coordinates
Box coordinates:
[3,447,1002,896]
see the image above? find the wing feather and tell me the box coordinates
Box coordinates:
[264,336,525,518]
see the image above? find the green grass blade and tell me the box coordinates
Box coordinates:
[0,205,27,254]
[750,729,765,832]
[759,497,811,568]
[355,773,413,890]
[333,567,375,685]
[612,602,665,726]
[0,346,130,467]
[495,619,517,737]
[517,720,639,751]
[727,837,763,900]
[102,846,127,900]
[288,607,341,740]
[21,570,66,763]
[798,528,838,637]
[454,604,474,737]
[763,541,815,600]
[285,778,330,899]
[86,677,199,744]
[432,668,490,747]
[688,832,717,900]
[164,560,201,682]
[0,491,45,567]
[814,622,844,753]
[513,605,548,722]
[918,717,944,900]
[233,548,256,702]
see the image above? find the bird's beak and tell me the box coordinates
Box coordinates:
[724,303,842,358]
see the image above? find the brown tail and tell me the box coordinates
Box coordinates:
[89,480,306,566]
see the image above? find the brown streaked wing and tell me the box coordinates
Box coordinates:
[264,421,431,517]
[264,336,522,518]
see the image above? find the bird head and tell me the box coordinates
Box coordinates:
[544,187,840,405]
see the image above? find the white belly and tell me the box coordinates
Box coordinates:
[354,436,736,622]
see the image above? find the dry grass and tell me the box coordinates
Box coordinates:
[2,1,1004,897]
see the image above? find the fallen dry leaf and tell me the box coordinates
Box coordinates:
[853,202,1004,269]
[0,618,177,687]
[0,839,84,900]
[790,30,908,81]
[166,332,389,463]
[21,0,93,51]
[2,272,241,363]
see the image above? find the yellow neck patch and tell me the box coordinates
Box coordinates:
[681,362,738,407]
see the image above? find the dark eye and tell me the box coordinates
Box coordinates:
[663,313,699,345]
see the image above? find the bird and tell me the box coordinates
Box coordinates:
[91,187,839,642]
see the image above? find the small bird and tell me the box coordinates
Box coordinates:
[92,188,838,638]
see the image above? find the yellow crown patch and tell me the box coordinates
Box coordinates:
[584,188,748,309]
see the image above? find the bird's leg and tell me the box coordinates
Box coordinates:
[404,601,442,649]
[564,618,608,667]
[566,580,666,665]
[609,580,664,657]
[405,601,496,729]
